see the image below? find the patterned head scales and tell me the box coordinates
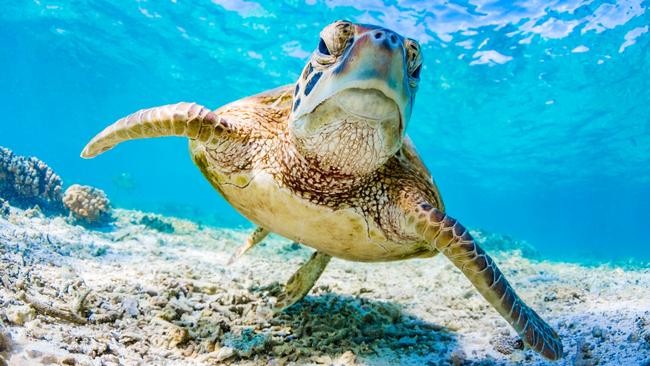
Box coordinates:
[288,21,423,176]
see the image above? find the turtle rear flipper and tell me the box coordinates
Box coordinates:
[227,226,270,265]
[410,203,563,360]
[81,102,225,158]
[274,250,332,312]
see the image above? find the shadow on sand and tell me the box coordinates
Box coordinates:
[246,285,460,364]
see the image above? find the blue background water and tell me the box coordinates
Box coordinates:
[1,1,648,263]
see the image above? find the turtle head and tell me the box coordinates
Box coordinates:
[288,21,422,176]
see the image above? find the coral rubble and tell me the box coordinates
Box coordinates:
[1,205,649,365]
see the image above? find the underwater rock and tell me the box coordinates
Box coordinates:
[0,325,11,352]
[5,304,35,326]
[490,333,523,355]
[63,184,112,226]
[23,205,44,219]
[222,328,271,358]
[0,146,63,211]
[337,351,357,365]
[591,326,604,338]
[59,356,77,365]
[449,349,466,366]
[138,214,175,233]
[0,198,9,218]
[0,328,8,366]
[574,339,598,366]
[122,296,140,317]
[471,229,540,257]
[202,346,235,363]
[40,354,59,364]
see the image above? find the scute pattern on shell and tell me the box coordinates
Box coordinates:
[199,89,444,243]
[63,184,112,226]
[0,146,63,211]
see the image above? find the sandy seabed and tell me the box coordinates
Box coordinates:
[0,206,648,366]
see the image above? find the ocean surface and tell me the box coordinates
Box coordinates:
[1,0,648,263]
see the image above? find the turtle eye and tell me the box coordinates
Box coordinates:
[316,21,353,59]
[405,38,422,81]
[410,64,422,79]
[318,38,331,56]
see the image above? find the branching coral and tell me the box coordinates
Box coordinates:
[63,184,112,226]
[0,146,63,211]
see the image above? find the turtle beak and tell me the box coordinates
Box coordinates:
[331,26,412,127]
[339,28,405,85]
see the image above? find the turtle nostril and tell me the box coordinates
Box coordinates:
[390,34,397,43]
[374,31,383,39]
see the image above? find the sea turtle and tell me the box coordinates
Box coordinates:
[81,21,563,360]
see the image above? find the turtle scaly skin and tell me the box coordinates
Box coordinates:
[81,21,563,360]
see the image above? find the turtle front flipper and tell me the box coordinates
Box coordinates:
[274,250,332,312]
[409,202,563,360]
[81,103,232,158]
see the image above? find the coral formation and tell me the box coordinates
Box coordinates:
[0,146,114,224]
[0,146,63,211]
[63,184,112,226]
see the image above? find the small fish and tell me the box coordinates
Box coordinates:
[112,172,136,191]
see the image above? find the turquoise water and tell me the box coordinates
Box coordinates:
[1,1,648,263]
